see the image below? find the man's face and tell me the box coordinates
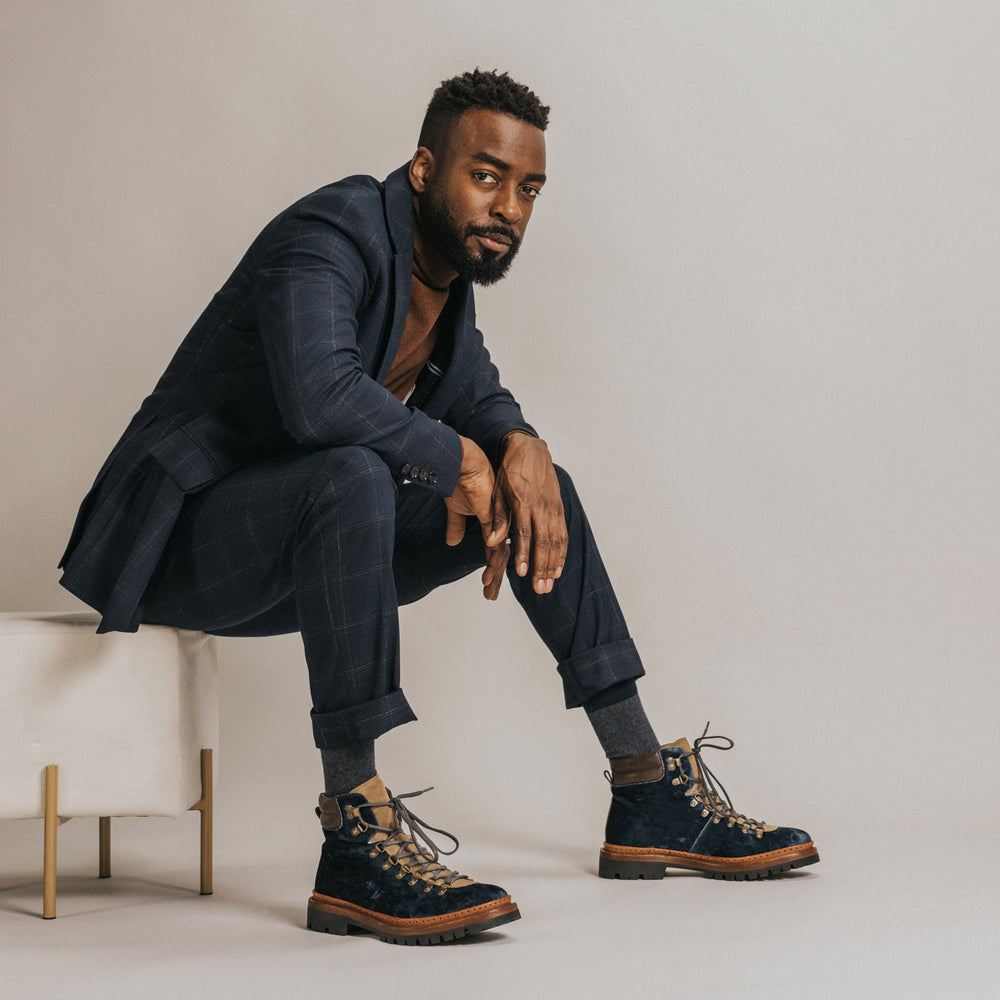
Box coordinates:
[414,109,547,285]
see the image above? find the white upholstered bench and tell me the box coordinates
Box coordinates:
[0,612,218,918]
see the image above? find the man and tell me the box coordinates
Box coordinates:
[59,70,819,945]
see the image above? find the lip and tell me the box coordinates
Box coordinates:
[474,234,511,253]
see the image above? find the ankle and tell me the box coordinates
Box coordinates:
[320,741,376,797]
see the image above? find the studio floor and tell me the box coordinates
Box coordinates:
[2,831,995,999]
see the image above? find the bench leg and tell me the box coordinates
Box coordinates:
[189,748,213,895]
[40,752,213,917]
[43,765,58,919]
[99,817,111,878]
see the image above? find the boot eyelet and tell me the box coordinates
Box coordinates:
[437,889,446,896]
[423,886,432,893]
[369,849,378,857]
[381,862,391,870]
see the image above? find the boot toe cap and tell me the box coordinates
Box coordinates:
[765,825,813,849]
[449,881,510,907]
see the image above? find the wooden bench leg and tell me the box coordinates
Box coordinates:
[39,752,213,917]
[99,817,111,878]
[43,765,58,919]
[189,748,213,895]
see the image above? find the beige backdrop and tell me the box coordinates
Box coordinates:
[3,0,998,948]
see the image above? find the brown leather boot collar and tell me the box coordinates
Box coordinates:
[317,792,343,830]
[609,751,665,786]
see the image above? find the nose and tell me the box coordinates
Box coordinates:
[490,184,522,226]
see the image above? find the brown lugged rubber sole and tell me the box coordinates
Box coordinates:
[306,892,521,945]
[599,841,820,881]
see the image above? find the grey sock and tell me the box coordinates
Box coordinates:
[320,741,376,797]
[585,694,660,758]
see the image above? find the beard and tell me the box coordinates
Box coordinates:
[419,189,522,286]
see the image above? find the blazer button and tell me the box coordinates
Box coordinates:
[401,463,412,476]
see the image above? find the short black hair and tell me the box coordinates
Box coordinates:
[418,69,550,153]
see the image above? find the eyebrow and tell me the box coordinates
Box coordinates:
[470,151,547,185]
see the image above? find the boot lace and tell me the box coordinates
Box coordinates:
[344,787,469,895]
[669,723,769,838]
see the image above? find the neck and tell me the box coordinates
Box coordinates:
[411,195,457,290]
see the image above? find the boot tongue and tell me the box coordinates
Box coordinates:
[351,774,397,831]
[351,777,476,887]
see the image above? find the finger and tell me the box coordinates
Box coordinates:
[531,511,555,594]
[532,510,568,595]
[512,514,532,578]
[481,540,509,600]
[445,507,467,547]
[476,511,494,545]
[552,510,568,582]
[487,492,511,548]
[531,528,553,593]
[481,550,499,597]
[467,487,495,543]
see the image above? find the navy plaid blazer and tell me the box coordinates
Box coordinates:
[59,164,535,632]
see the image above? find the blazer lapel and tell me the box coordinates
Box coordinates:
[374,164,415,386]
[420,280,475,420]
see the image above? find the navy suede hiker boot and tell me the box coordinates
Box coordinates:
[307,775,520,944]
[600,728,820,881]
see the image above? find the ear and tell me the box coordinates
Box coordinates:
[409,146,435,194]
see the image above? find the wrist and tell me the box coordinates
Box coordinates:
[500,430,540,457]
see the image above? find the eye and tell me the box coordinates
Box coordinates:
[472,171,497,185]
[521,186,541,200]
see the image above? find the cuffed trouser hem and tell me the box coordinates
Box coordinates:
[311,689,417,748]
[556,638,645,709]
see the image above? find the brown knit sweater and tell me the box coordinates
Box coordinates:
[382,272,449,401]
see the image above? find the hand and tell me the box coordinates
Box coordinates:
[444,436,510,599]
[488,433,567,595]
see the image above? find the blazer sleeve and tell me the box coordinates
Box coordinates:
[254,221,463,495]
[444,324,537,467]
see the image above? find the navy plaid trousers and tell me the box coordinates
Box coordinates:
[140,446,644,748]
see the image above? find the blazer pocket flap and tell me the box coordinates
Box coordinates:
[149,420,220,492]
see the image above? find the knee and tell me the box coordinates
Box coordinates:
[302,446,396,526]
